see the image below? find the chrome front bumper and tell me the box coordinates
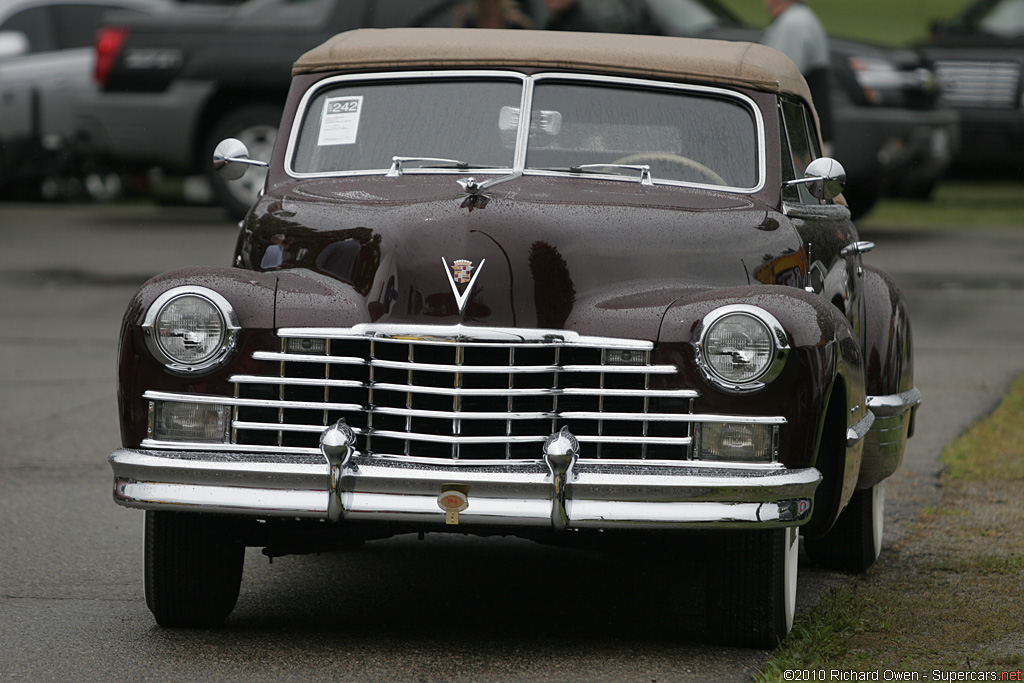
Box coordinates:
[109,445,821,530]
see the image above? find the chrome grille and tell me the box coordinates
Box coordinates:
[935,60,1022,109]
[230,325,697,461]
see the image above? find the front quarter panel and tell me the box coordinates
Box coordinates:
[116,267,279,448]
[657,286,866,532]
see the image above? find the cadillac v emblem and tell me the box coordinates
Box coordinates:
[442,257,485,315]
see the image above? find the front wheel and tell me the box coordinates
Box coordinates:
[706,527,798,648]
[145,510,245,627]
[805,481,885,573]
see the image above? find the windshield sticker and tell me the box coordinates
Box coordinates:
[317,96,363,146]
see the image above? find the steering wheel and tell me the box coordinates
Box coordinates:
[612,153,727,186]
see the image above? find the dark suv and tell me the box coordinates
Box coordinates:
[921,0,1024,173]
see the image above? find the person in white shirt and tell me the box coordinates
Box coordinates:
[762,0,833,145]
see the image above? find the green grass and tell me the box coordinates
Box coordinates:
[943,373,1024,480]
[862,181,1024,228]
[717,0,973,46]
[753,586,870,681]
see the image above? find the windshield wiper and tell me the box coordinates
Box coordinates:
[387,156,498,177]
[567,163,652,186]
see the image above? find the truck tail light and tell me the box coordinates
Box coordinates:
[94,26,128,87]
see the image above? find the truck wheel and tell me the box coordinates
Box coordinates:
[706,527,798,648]
[144,510,244,627]
[204,104,281,220]
[805,481,885,573]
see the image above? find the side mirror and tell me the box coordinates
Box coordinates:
[212,137,269,181]
[786,157,846,201]
[0,31,29,59]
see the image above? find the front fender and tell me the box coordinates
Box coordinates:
[656,286,866,533]
[117,267,277,449]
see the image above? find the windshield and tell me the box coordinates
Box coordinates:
[527,78,758,188]
[291,77,523,175]
[289,73,761,190]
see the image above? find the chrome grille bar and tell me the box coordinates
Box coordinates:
[936,60,1022,109]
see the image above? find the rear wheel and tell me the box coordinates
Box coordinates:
[706,527,798,648]
[145,510,244,627]
[805,481,885,573]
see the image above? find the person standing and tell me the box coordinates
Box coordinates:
[542,0,637,33]
[453,0,533,29]
[762,0,833,145]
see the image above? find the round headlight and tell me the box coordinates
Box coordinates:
[697,306,788,391]
[143,287,238,372]
[155,295,225,365]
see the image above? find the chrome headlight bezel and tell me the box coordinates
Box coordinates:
[142,286,240,375]
[694,305,789,393]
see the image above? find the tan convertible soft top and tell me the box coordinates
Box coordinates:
[293,28,812,102]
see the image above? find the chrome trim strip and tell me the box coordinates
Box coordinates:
[367,383,699,399]
[366,359,677,374]
[140,438,322,455]
[574,435,691,446]
[846,410,876,447]
[143,390,361,413]
[561,411,786,424]
[115,481,329,517]
[253,351,364,365]
[867,387,922,417]
[231,375,364,389]
[372,406,556,421]
[277,324,655,349]
[367,430,546,445]
[232,421,367,435]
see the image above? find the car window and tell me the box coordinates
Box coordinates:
[291,77,524,175]
[53,4,147,49]
[780,98,820,204]
[527,79,758,188]
[977,0,1024,37]
[1,6,57,53]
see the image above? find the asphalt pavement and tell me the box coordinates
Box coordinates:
[1,202,1022,681]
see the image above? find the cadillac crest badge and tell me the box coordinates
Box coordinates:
[442,257,486,315]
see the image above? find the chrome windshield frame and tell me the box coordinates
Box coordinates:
[284,69,766,193]
[284,69,529,180]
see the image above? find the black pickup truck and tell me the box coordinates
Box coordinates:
[74,0,959,218]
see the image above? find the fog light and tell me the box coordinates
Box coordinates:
[285,337,327,355]
[603,348,647,365]
[151,401,231,443]
[698,422,776,462]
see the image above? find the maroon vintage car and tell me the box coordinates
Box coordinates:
[108,28,919,647]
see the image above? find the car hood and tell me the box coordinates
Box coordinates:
[246,175,802,340]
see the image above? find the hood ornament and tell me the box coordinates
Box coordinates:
[442,257,486,315]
